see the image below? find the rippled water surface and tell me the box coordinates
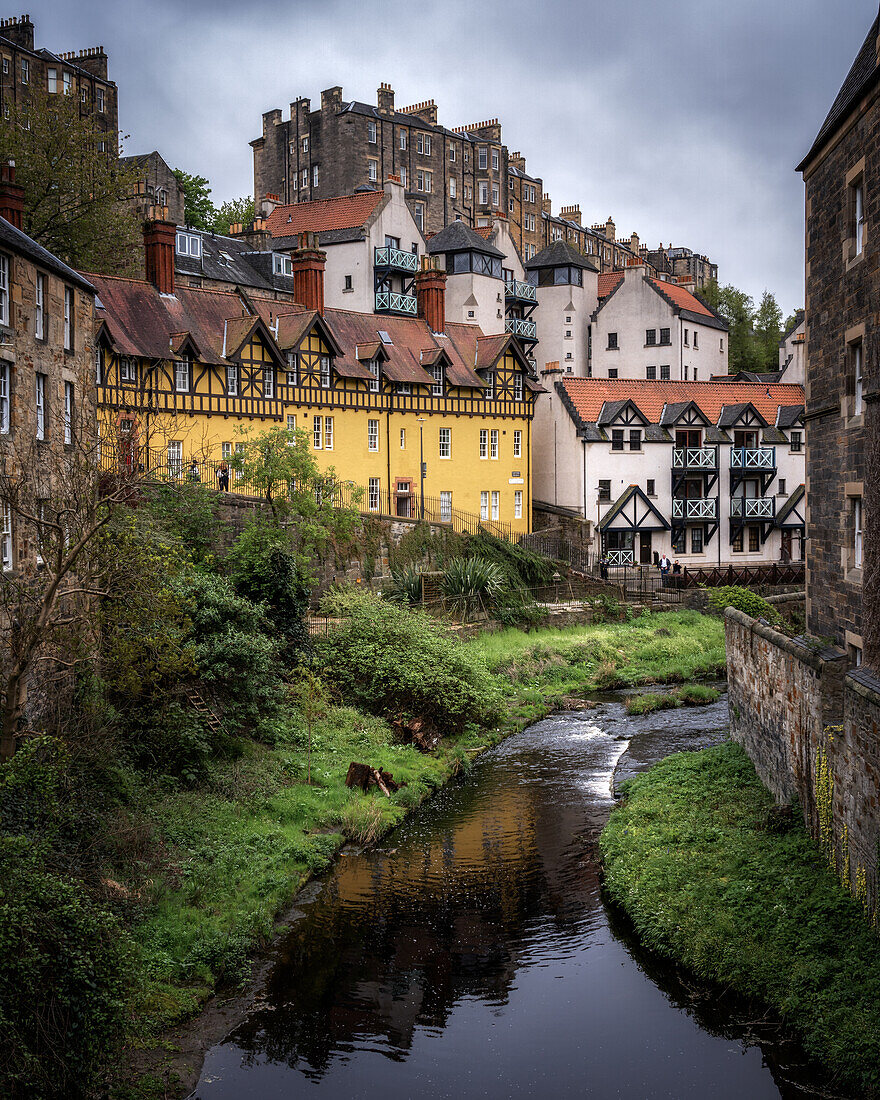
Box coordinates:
[193,695,830,1099]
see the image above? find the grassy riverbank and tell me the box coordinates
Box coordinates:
[600,742,880,1097]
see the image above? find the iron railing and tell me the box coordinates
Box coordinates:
[731,447,776,470]
[505,317,538,340]
[505,279,537,302]
[731,497,775,520]
[375,290,418,315]
[672,497,718,521]
[518,532,594,573]
[374,246,419,272]
[671,446,718,470]
[678,562,804,588]
[335,481,513,540]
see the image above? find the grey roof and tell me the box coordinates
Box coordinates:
[776,485,805,527]
[659,400,707,426]
[717,402,766,428]
[525,239,598,271]
[175,230,295,293]
[761,426,788,444]
[704,425,729,443]
[729,370,784,383]
[0,218,95,295]
[426,220,504,258]
[780,309,805,344]
[798,13,880,169]
[645,424,672,442]
[776,404,805,429]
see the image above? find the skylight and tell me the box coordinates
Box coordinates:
[378,330,393,345]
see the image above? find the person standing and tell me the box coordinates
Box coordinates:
[187,459,201,483]
[216,462,229,492]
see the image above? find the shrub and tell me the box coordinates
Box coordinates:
[706,585,781,624]
[386,563,424,606]
[441,556,506,619]
[147,480,225,565]
[315,593,501,731]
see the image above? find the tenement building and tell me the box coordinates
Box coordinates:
[0,13,117,143]
[89,214,541,535]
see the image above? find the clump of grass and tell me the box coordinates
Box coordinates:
[675,684,720,706]
[338,797,387,845]
[625,692,678,715]
[600,742,880,1097]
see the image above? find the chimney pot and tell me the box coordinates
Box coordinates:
[290,232,326,314]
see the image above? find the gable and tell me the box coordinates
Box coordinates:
[600,486,670,532]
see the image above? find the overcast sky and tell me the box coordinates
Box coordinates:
[34,0,880,316]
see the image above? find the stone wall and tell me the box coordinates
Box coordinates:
[726,608,880,915]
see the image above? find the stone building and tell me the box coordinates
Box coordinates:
[643,244,717,288]
[0,163,97,571]
[122,151,186,227]
[0,13,117,145]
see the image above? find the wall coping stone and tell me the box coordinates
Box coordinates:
[846,666,880,702]
[724,607,845,670]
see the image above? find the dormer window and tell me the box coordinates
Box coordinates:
[369,358,380,393]
[176,231,201,258]
[226,364,239,395]
[286,351,298,386]
[430,364,443,396]
[273,253,293,277]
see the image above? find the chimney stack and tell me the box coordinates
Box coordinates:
[377,82,395,116]
[0,161,24,230]
[415,255,446,334]
[291,232,326,314]
[143,207,176,294]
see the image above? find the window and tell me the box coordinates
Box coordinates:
[400,428,406,449]
[313,415,322,449]
[853,497,863,568]
[491,149,499,171]
[732,528,744,553]
[450,177,457,199]
[684,328,689,347]
[0,253,8,328]
[852,340,864,415]
[608,369,618,379]
[368,358,380,393]
[449,145,456,162]
[513,374,523,401]
[302,136,309,153]
[63,71,72,95]
[647,479,655,496]
[491,490,500,520]
[439,427,450,458]
[416,132,431,155]
[369,477,380,512]
[490,429,498,459]
[175,356,191,393]
[367,120,377,143]
[660,365,670,380]
[513,429,522,458]
[853,178,865,255]
[414,204,424,231]
[120,357,136,385]
[484,372,495,399]
[748,525,760,553]
[368,418,379,452]
[659,327,671,345]
[226,364,238,395]
[301,168,308,188]
[286,352,298,386]
[629,429,641,451]
[1,58,7,74]
[514,490,523,519]
[397,381,411,395]
[480,429,488,458]
[607,332,618,350]
[20,58,28,84]
[62,287,75,350]
[691,526,704,554]
[63,382,74,445]
[176,231,201,258]
[0,502,10,570]
[320,355,331,388]
[35,373,46,440]
[646,366,656,380]
[95,345,104,385]
[35,273,46,340]
[273,253,293,276]
[646,328,656,346]
[790,430,802,452]
[492,185,499,207]
[480,491,489,521]
[324,416,333,450]
[441,491,452,521]
[430,364,443,396]
[167,440,183,477]
[312,164,319,188]
[478,147,488,170]
[720,338,724,353]
[96,87,104,112]
[693,332,699,350]
[479,181,488,206]
[611,429,624,451]
[47,67,57,93]
[287,414,296,433]
[399,130,407,150]
[399,166,407,189]
[263,366,275,398]
[778,478,787,495]
[368,159,378,182]
[598,480,611,502]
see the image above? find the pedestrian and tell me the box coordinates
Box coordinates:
[599,554,609,581]
[672,558,682,589]
[216,461,229,492]
[659,552,671,586]
[187,459,201,482]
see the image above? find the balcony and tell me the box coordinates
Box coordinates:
[505,278,537,303]
[672,497,718,522]
[374,246,418,273]
[375,290,418,316]
[505,316,538,340]
[605,548,635,566]
[731,497,775,521]
[672,446,718,471]
[730,447,776,471]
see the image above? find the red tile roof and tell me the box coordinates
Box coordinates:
[472,226,493,239]
[597,272,624,299]
[559,378,804,424]
[264,191,385,238]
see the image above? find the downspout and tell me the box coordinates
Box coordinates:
[386,392,392,515]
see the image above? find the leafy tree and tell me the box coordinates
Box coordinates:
[172,167,215,230]
[783,309,804,337]
[754,290,783,372]
[698,279,759,373]
[212,195,255,234]
[0,87,141,274]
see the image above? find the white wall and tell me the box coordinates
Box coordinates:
[532,274,598,377]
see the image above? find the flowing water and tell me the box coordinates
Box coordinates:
[192,693,842,1099]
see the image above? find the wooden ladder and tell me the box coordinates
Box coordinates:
[183,685,225,737]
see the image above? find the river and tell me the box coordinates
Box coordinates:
[192,693,843,1099]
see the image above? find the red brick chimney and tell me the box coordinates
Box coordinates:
[415,256,446,334]
[291,232,326,314]
[143,207,176,294]
[0,161,25,230]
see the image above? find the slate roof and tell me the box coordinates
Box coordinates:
[175,230,296,293]
[0,218,95,295]
[426,220,504,257]
[558,379,805,428]
[776,404,805,429]
[599,485,669,532]
[264,191,385,239]
[524,239,598,271]
[798,12,880,170]
[780,309,805,344]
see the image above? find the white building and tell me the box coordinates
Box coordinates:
[778,310,805,385]
[524,240,599,377]
[533,376,805,568]
[590,265,728,381]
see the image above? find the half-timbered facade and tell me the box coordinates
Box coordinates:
[88,248,540,534]
[532,375,805,567]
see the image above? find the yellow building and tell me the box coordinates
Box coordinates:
[87,225,541,535]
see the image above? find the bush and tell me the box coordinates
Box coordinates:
[315,592,501,731]
[386,563,424,606]
[441,556,506,619]
[706,585,780,624]
[147,480,226,566]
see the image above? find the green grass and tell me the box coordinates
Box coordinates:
[625,683,722,715]
[600,742,880,1097]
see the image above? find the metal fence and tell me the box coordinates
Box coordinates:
[517,532,595,573]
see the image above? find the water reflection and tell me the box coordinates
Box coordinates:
[194,698,836,1099]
